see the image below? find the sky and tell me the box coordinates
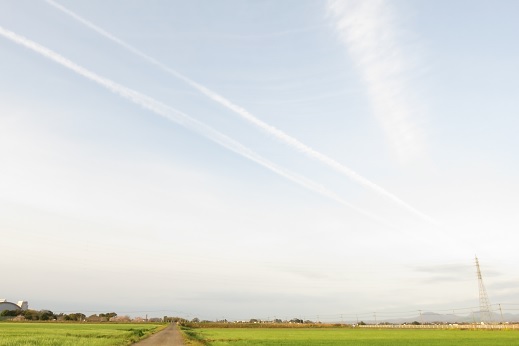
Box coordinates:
[1,0,519,321]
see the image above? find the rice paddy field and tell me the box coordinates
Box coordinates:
[0,322,164,346]
[182,327,519,346]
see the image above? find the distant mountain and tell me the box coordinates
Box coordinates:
[348,311,519,325]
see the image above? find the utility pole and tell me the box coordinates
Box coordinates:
[475,256,493,323]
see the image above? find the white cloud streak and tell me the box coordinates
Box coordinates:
[328,0,425,163]
[45,0,436,225]
[0,25,393,228]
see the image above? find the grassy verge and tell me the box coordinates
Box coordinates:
[179,325,209,346]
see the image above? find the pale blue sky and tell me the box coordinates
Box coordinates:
[1,0,519,321]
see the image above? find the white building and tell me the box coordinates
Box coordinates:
[0,299,28,312]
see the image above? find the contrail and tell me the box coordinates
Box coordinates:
[45,0,437,225]
[327,0,425,163]
[0,25,395,228]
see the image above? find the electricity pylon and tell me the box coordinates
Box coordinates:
[475,256,493,323]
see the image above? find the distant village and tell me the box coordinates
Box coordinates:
[4,297,519,327]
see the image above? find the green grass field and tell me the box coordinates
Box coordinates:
[0,322,164,346]
[182,327,519,346]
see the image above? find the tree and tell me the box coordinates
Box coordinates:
[23,310,40,320]
[21,309,57,321]
[1,309,21,317]
[64,313,86,321]
[99,312,117,321]
[290,318,303,324]
[39,310,56,321]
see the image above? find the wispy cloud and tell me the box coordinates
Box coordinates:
[0,25,394,228]
[45,0,435,225]
[328,0,425,163]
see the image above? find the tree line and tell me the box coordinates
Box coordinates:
[0,309,119,321]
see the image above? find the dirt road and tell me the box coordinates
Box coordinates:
[132,323,185,346]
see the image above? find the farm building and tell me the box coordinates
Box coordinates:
[0,299,28,312]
